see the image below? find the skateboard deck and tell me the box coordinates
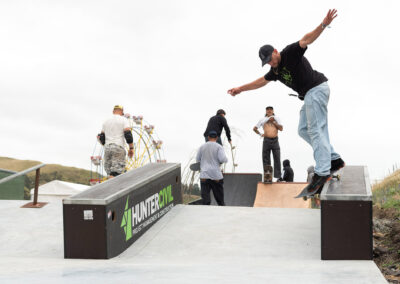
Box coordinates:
[190,162,200,172]
[263,165,273,184]
[295,170,341,199]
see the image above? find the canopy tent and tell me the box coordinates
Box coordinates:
[30,180,88,200]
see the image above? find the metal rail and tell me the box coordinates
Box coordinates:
[0,164,45,185]
[0,164,46,207]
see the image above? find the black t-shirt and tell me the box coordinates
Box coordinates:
[264,41,328,100]
[203,115,231,141]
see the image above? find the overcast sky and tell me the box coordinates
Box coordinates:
[1,0,399,182]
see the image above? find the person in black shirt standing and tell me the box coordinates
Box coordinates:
[203,109,232,146]
[227,9,345,194]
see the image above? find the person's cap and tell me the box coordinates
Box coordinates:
[266,106,273,110]
[114,105,124,111]
[208,131,218,138]
[259,45,274,67]
[216,109,226,115]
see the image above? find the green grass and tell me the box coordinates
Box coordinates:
[373,169,400,214]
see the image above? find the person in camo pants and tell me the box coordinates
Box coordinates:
[103,144,127,177]
[98,105,134,178]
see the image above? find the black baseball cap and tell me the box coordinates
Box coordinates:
[208,131,218,138]
[259,45,274,67]
[216,109,226,115]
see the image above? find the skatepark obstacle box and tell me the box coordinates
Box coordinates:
[63,163,182,259]
[62,164,372,260]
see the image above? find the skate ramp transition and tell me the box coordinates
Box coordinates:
[210,173,262,206]
[254,182,310,208]
[205,173,310,208]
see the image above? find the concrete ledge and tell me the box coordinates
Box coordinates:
[63,163,181,205]
[321,166,372,201]
[63,163,182,259]
[320,165,373,260]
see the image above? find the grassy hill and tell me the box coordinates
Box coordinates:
[0,156,94,189]
[373,169,400,213]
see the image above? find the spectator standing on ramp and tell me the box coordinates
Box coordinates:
[203,109,232,146]
[228,9,345,194]
[98,105,134,178]
[253,106,283,181]
[282,159,294,182]
[196,131,228,205]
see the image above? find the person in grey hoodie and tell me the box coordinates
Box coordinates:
[196,130,228,205]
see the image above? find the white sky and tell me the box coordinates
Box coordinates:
[1,0,399,182]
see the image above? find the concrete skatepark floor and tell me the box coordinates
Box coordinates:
[0,201,387,283]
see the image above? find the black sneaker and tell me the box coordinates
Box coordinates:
[331,158,345,173]
[306,173,332,194]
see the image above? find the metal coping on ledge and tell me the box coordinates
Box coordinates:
[63,163,180,206]
[320,166,372,201]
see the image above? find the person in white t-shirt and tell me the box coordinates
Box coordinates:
[253,106,283,181]
[97,105,134,178]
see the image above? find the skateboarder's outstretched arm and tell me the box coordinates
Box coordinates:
[299,9,337,48]
[228,76,270,96]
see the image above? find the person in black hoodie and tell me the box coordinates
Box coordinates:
[282,159,294,182]
[203,109,232,146]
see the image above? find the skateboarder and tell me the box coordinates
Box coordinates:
[282,159,294,182]
[196,131,228,205]
[98,105,134,178]
[203,109,232,146]
[228,9,345,194]
[253,106,283,181]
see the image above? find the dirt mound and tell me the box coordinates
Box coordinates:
[373,205,400,283]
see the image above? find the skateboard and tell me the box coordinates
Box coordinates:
[263,165,273,184]
[190,162,200,172]
[295,170,341,200]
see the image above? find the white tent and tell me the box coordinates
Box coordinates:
[30,180,89,202]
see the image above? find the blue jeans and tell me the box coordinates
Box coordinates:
[298,82,340,176]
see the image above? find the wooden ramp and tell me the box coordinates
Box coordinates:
[254,182,310,208]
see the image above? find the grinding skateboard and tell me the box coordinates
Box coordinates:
[295,170,341,200]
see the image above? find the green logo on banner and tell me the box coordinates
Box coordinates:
[120,197,132,241]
